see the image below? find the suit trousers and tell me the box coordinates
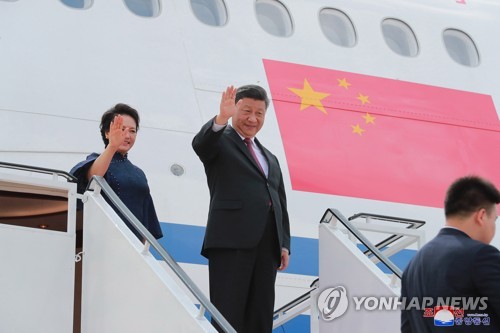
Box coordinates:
[208,210,280,333]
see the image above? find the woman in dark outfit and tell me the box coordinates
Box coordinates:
[70,103,163,240]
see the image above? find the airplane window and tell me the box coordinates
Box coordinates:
[123,0,160,18]
[191,0,228,26]
[255,0,293,37]
[443,29,479,67]
[319,8,356,47]
[60,0,92,8]
[381,19,419,57]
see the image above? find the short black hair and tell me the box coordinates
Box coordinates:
[235,84,270,109]
[445,176,500,218]
[100,103,140,146]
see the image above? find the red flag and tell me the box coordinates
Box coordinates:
[263,59,500,208]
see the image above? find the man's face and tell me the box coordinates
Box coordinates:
[232,98,266,139]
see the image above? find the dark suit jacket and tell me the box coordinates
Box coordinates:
[401,228,500,332]
[192,117,291,258]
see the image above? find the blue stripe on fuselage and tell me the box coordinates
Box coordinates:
[155,222,416,276]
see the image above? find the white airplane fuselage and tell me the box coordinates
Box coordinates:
[1,0,500,331]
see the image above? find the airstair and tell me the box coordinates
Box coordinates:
[0,162,78,333]
[0,162,234,333]
[273,210,425,332]
[0,161,424,333]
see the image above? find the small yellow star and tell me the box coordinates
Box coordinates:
[357,93,370,105]
[351,124,365,135]
[288,79,330,114]
[338,78,351,89]
[362,113,375,124]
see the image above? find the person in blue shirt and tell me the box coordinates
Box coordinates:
[70,103,163,240]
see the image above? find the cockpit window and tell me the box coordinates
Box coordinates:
[443,29,480,67]
[255,0,293,37]
[123,0,161,18]
[191,0,228,26]
[60,0,92,9]
[319,8,356,47]
[381,18,419,57]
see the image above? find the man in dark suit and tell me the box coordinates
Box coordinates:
[401,176,500,332]
[192,85,291,333]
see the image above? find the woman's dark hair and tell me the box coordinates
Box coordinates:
[100,103,140,146]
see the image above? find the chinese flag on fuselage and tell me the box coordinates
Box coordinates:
[263,59,500,208]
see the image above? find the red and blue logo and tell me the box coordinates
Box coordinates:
[433,306,457,326]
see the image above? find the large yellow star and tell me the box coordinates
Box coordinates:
[338,78,351,89]
[351,124,365,135]
[288,79,330,114]
[357,93,370,105]
[362,113,375,124]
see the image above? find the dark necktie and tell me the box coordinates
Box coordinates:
[244,138,265,175]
